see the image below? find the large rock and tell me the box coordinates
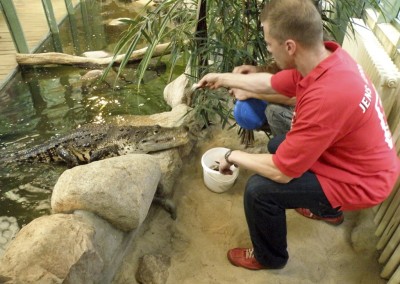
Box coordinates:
[107,103,195,128]
[51,154,161,232]
[0,216,19,258]
[73,210,131,284]
[163,74,191,108]
[0,214,103,284]
[72,210,125,264]
[152,148,183,197]
[136,254,170,284]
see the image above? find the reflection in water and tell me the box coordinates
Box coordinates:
[0,61,176,225]
[0,0,183,227]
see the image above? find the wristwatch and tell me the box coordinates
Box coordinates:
[225,149,234,164]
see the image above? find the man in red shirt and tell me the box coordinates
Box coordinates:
[197,0,399,270]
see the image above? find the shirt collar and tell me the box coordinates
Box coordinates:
[298,41,341,88]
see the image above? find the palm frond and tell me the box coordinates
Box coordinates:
[104,0,386,138]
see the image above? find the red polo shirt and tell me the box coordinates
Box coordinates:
[271,41,399,210]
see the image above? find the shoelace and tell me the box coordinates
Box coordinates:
[245,248,255,259]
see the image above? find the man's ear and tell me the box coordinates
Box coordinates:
[285,40,296,55]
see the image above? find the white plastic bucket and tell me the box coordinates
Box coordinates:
[201,147,239,193]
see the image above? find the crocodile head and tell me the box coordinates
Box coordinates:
[125,125,190,153]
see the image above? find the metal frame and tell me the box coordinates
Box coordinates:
[0,0,29,53]
[41,0,63,52]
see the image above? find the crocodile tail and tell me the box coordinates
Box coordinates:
[1,145,62,165]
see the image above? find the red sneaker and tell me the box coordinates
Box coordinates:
[227,248,266,270]
[295,208,344,226]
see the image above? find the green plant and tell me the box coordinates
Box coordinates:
[104,1,197,83]
[105,0,385,127]
[317,0,384,43]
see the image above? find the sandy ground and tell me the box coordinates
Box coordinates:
[113,125,386,284]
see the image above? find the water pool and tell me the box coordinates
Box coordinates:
[0,0,184,226]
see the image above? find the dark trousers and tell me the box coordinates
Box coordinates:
[244,135,341,268]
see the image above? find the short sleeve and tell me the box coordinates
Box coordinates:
[271,69,300,97]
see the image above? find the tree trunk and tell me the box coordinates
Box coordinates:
[16,42,179,68]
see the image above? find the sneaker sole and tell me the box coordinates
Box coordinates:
[296,208,344,226]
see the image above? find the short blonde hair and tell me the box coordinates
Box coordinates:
[261,0,323,47]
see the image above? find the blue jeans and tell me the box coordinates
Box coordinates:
[244,135,342,268]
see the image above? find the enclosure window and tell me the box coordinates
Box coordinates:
[379,0,400,27]
[392,6,400,31]
[366,0,400,37]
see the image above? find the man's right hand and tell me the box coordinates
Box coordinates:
[197,71,275,95]
[197,73,224,89]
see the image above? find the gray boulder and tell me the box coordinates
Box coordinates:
[51,154,161,232]
[0,216,19,258]
[136,254,171,284]
[0,214,103,284]
[152,148,183,197]
[163,74,191,108]
[107,103,195,129]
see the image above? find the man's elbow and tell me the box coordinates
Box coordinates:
[265,157,293,183]
[273,174,293,184]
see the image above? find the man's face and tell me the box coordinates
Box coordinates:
[263,23,293,70]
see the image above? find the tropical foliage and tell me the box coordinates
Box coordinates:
[106,0,385,126]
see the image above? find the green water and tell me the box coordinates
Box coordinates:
[0,0,184,226]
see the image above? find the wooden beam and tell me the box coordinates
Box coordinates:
[0,0,29,53]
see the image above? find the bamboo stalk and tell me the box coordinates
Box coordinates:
[380,239,400,279]
[379,223,400,264]
[376,200,400,251]
[388,265,400,284]
[375,182,400,239]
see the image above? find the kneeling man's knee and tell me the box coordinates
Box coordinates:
[245,175,271,201]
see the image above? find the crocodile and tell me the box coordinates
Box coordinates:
[1,123,190,220]
[1,123,190,168]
